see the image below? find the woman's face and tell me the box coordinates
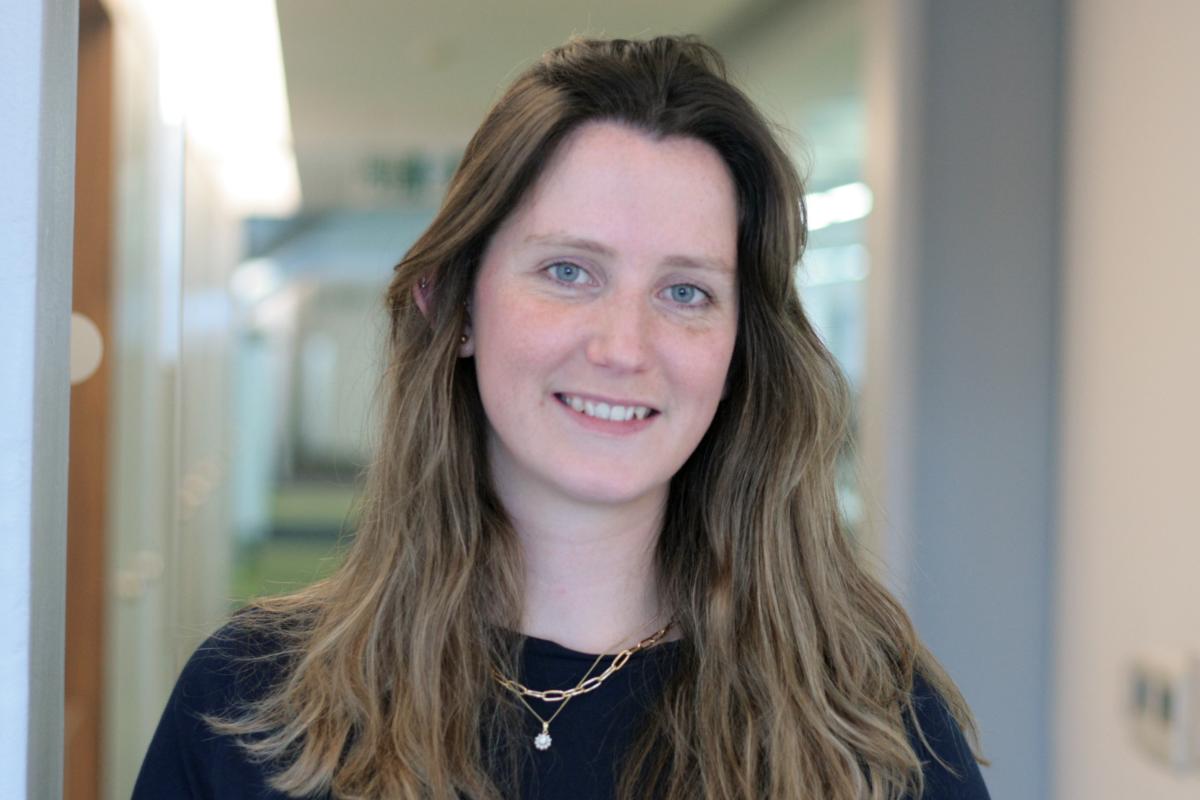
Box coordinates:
[467,120,739,509]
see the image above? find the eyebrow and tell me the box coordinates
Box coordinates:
[523,233,734,276]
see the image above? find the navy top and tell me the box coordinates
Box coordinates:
[133,625,990,799]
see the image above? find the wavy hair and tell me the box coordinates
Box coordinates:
[208,34,988,799]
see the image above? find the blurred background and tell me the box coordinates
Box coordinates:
[4,0,1194,797]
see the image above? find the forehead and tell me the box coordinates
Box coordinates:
[493,121,738,268]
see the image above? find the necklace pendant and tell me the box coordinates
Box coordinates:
[534,731,552,750]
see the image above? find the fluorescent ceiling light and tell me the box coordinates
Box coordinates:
[807,182,873,231]
[155,0,301,215]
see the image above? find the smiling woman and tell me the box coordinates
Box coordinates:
[133,35,991,800]
[464,122,738,514]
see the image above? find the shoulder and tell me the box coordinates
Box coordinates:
[173,615,295,716]
[904,672,991,799]
[132,615,300,800]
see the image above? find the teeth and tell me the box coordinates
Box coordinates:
[560,394,652,422]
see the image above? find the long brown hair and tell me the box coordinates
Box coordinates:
[209,35,988,799]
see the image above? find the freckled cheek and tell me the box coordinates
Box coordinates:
[475,300,574,403]
[665,335,736,409]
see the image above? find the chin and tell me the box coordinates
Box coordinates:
[556,472,664,507]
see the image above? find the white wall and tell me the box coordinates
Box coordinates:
[103,5,187,794]
[1055,1,1200,796]
[102,3,249,792]
[0,1,76,797]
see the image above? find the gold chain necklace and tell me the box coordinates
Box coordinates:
[492,621,673,751]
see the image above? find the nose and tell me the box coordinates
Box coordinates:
[584,293,652,372]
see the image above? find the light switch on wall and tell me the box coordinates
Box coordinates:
[1128,651,1200,771]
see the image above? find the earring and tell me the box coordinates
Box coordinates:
[460,334,469,344]
[419,277,429,289]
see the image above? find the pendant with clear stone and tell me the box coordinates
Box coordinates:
[534,728,552,750]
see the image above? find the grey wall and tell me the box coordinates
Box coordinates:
[914,5,1061,798]
[865,2,1061,798]
[0,0,78,796]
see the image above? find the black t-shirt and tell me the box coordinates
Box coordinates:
[133,625,991,799]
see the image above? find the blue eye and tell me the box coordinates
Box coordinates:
[667,284,710,306]
[548,262,587,284]
[544,263,711,308]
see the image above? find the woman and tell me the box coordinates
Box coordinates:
[135,35,991,799]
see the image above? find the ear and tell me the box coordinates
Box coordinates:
[415,276,475,358]
[412,277,433,319]
[459,299,474,358]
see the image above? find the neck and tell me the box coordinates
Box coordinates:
[497,478,675,654]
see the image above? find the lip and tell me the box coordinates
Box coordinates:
[553,393,659,435]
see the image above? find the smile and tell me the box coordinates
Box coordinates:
[554,393,659,422]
